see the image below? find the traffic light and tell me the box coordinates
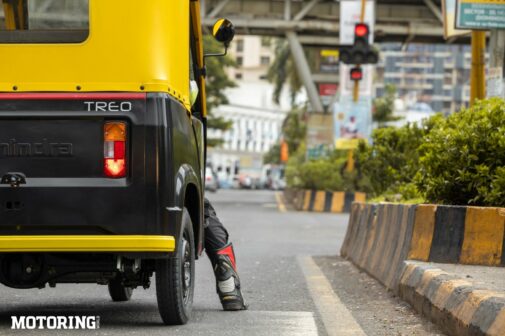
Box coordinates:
[350,67,363,81]
[339,23,379,65]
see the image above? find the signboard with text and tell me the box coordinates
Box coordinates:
[319,83,338,97]
[319,49,340,73]
[456,0,505,29]
[487,67,504,98]
[306,114,334,159]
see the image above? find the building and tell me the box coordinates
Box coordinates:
[207,36,291,182]
[375,43,475,115]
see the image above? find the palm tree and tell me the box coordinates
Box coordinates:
[266,38,302,106]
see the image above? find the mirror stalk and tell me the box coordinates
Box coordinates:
[204,43,229,60]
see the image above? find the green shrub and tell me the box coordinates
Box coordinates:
[356,115,442,198]
[286,147,360,192]
[297,159,343,190]
[416,98,505,206]
[285,142,306,188]
[284,98,505,206]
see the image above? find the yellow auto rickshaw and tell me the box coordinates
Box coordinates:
[0,0,234,325]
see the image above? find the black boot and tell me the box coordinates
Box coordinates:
[210,243,247,311]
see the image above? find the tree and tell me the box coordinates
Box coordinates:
[373,84,400,126]
[263,144,281,165]
[263,108,307,165]
[266,39,302,106]
[282,108,307,154]
[203,35,237,146]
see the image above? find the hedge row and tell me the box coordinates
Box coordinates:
[287,98,505,207]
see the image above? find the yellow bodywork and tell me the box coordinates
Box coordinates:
[0,0,193,111]
[0,235,175,252]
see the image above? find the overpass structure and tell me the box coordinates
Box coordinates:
[201,0,453,45]
[4,0,485,112]
[201,0,462,112]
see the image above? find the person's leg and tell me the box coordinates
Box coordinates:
[204,198,247,311]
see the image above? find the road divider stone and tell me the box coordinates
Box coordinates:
[341,202,505,336]
[283,188,366,213]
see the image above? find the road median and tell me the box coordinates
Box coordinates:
[284,188,366,213]
[341,202,505,336]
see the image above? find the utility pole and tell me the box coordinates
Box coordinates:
[470,31,486,105]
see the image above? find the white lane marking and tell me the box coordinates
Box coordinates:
[298,255,367,336]
[275,192,287,212]
[188,311,319,336]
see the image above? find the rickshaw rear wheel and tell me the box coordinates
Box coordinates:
[156,208,195,325]
[108,278,133,302]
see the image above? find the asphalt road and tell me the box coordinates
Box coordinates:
[0,190,443,335]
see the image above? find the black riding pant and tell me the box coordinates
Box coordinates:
[204,198,229,258]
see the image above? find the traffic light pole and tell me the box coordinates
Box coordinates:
[347,0,367,173]
[352,0,367,102]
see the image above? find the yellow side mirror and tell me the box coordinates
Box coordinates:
[212,19,235,47]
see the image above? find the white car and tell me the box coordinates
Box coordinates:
[205,167,219,193]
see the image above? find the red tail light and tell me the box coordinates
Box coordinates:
[104,122,127,178]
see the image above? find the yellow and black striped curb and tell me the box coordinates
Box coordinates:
[399,262,505,336]
[342,203,505,270]
[283,188,366,213]
[341,203,416,290]
[409,205,505,267]
[341,203,505,336]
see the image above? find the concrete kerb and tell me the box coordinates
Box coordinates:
[341,202,505,336]
[398,262,505,336]
[283,188,366,213]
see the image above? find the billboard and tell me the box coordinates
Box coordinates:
[334,96,372,149]
[319,49,340,73]
[306,114,334,159]
[456,0,505,29]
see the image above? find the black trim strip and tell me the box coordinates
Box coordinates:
[343,192,354,213]
[324,191,333,212]
[429,206,466,263]
[308,190,316,211]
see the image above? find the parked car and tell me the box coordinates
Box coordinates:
[260,164,286,190]
[205,166,219,192]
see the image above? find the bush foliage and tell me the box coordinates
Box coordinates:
[416,98,505,206]
[283,98,505,207]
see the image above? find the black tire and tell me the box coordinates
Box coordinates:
[156,208,195,325]
[108,278,133,302]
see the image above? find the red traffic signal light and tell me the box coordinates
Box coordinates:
[350,67,363,81]
[337,22,378,65]
[355,23,369,38]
